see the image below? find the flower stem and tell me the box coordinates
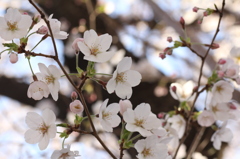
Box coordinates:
[62,137,67,149]
[31,39,43,51]
[95,73,113,76]
[0,49,10,54]
[26,31,36,38]
[129,134,141,142]
[27,57,35,76]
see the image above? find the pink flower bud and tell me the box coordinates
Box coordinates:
[158,113,165,119]
[211,43,220,49]
[33,14,41,23]
[193,7,199,12]
[217,71,224,78]
[171,86,177,93]
[159,53,166,59]
[119,100,132,115]
[69,100,84,114]
[72,38,84,53]
[9,53,18,64]
[203,11,208,16]
[164,47,172,55]
[198,19,203,24]
[167,37,172,43]
[71,91,78,101]
[218,59,226,65]
[228,103,237,110]
[180,17,185,29]
[23,12,28,15]
[37,25,48,35]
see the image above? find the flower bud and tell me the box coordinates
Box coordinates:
[228,102,237,110]
[217,71,224,78]
[37,25,48,35]
[193,7,199,12]
[119,100,132,115]
[198,19,203,24]
[23,12,28,15]
[158,113,165,119]
[72,38,84,53]
[70,100,84,114]
[159,53,166,59]
[218,59,226,65]
[164,47,172,55]
[203,11,208,16]
[167,37,172,43]
[33,14,41,23]
[71,91,78,101]
[171,86,177,93]
[9,53,18,64]
[204,43,220,49]
[180,17,185,29]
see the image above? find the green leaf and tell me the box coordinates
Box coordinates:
[2,43,19,51]
[59,131,69,138]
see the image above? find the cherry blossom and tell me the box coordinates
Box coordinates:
[123,103,162,137]
[106,57,142,99]
[0,8,32,41]
[51,145,79,159]
[211,121,233,150]
[69,100,84,114]
[27,81,49,100]
[119,99,132,115]
[36,63,61,101]
[207,102,230,121]
[170,81,195,102]
[211,80,234,104]
[77,29,114,62]
[135,135,169,159]
[9,52,18,64]
[197,110,215,127]
[49,14,68,39]
[218,58,239,79]
[167,115,186,138]
[98,99,121,132]
[24,108,57,150]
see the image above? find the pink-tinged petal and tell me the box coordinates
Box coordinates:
[106,78,117,94]
[117,57,132,72]
[134,103,151,118]
[220,128,233,142]
[78,42,91,56]
[53,31,68,39]
[48,65,61,78]
[100,120,113,132]
[115,82,132,99]
[25,112,44,129]
[213,137,221,150]
[5,8,21,23]
[17,15,32,29]
[98,34,112,51]
[38,134,50,150]
[106,103,120,114]
[42,108,56,125]
[47,124,57,138]
[38,63,50,76]
[24,129,42,144]
[125,70,141,87]
[95,51,116,63]
[123,108,135,123]
[84,29,98,47]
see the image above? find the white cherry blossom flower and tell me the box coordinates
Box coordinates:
[0,8,32,41]
[69,100,84,114]
[49,14,68,39]
[27,81,49,100]
[167,115,186,139]
[170,81,195,102]
[77,29,114,62]
[24,108,57,150]
[51,145,79,159]
[135,135,169,159]
[106,57,142,99]
[123,103,162,137]
[208,102,230,121]
[36,63,61,101]
[98,99,121,132]
[211,121,233,150]
[211,80,234,104]
[197,110,215,127]
[218,58,239,79]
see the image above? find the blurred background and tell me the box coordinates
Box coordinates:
[1,0,240,158]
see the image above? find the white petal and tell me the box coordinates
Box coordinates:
[38,63,50,75]
[109,115,121,127]
[94,51,116,63]
[84,29,98,47]
[134,139,145,152]
[115,82,132,99]
[134,103,151,118]
[98,34,112,51]
[125,70,141,87]
[117,57,132,72]
[42,108,56,125]
[123,108,135,123]
[51,150,62,159]
[25,112,44,129]
[100,120,113,132]
[106,103,120,114]
[17,15,32,29]
[78,42,91,56]
[38,133,50,150]
[24,129,42,144]
[5,8,21,23]
[106,77,117,94]
[220,128,233,142]
[213,137,221,150]
[48,65,61,78]
[47,124,57,138]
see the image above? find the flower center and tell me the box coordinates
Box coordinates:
[141,148,152,157]
[45,75,55,84]
[7,21,18,31]
[134,118,144,127]
[216,86,223,93]
[116,72,126,83]
[212,105,219,113]
[103,111,111,120]
[90,47,99,56]
[37,123,48,134]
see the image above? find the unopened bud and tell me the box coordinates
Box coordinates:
[119,100,132,115]
[158,113,165,119]
[180,17,185,29]
[193,86,198,92]
[204,43,220,49]
[33,14,41,23]
[171,86,177,93]
[71,91,78,101]
[9,53,18,64]
[217,71,224,78]
[72,38,84,53]
[164,47,172,55]
[23,12,28,15]
[159,53,166,59]
[193,7,199,12]
[228,103,237,110]
[218,59,226,65]
[37,25,48,35]
[198,18,203,24]
[203,11,208,16]
[167,37,172,43]
[69,100,84,114]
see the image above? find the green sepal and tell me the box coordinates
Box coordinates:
[168,110,176,117]
[20,37,28,44]
[121,129,131,140]
[123,140,134,149]
[174,41,182,48]
[2,43,19,52]
[57,123,68,127]
[59,131,69,138]
[86,61,96,77]
[74,114,83,126]
[193,111,201,121]
[207,70,219,85]
[180,101,190,111]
